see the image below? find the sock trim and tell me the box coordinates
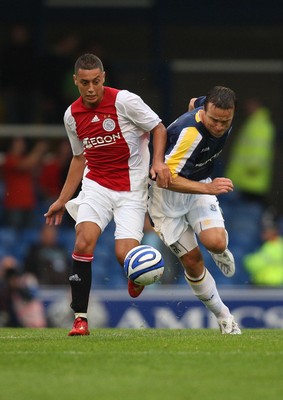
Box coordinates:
[75,313,88,320]
[185,268,206,283]
[72,252,94,262]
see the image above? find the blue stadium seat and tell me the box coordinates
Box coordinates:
[0,228,18,258]
[92,220,127,288]
[58,228,76,256]
[15,228,40,260]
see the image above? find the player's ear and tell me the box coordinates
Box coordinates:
[73,74,78,86]
[102,71,106,83]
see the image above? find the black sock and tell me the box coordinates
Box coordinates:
[69,259,92,313]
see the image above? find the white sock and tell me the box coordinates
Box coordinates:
[75,313,88,320]
[185,268,230,319]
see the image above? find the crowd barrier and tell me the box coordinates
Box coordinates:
[41,286,283,330]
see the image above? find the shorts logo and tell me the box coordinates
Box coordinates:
[170,244,181,255]
[103,118,115,132]
[210,204,217,211]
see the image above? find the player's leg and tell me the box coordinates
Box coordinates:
[66,182,115,335]
[68,220,101,336]
[183,261,241,334]
[114,189,147,298]
[199,227,235,277]
[170,230,241,334]
[148,184,240,333]
[115,238,143,297]
[188,194,235,277]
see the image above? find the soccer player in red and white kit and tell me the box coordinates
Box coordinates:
[44,53,171,336]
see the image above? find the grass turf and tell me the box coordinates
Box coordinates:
[0,328,282,400]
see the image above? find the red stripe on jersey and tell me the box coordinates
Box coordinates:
[71,87,131,191]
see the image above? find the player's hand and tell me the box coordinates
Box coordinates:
[207,177,234,195]
[44,200,66,226]
[150,162,172,188]
[188,98,197,111]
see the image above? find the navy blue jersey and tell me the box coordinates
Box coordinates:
[165,101,232,181]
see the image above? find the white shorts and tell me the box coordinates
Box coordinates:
[66,177,147,242]
[148,180,225,257]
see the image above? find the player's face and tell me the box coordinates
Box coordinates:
[200,103,234,137]
[73,68,105,108]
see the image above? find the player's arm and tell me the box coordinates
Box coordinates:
[188,96,206,111]
[150,122,172,187]
[157,174,234,195]
[118,91,171,186]
[188,98,198,111]
[44,153,85,225]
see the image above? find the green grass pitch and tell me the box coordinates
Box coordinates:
[0,328,282,400]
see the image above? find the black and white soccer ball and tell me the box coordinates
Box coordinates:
[124,245,164,286]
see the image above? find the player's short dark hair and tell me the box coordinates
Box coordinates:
[74,53,104,74]
[204,86,237,111]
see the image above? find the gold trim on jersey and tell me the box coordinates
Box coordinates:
[166,127,201,178]
[195,110,201,123]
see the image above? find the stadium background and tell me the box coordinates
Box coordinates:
[0,0,283,328]
[1,0,283,210]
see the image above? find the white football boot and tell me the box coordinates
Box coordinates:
[208,248,235,277]
[208,230,235,277]
[218,315,242,335]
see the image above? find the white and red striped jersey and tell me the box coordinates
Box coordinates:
[64,86,161,192]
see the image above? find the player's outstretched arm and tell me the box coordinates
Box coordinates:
[157,175,233,195]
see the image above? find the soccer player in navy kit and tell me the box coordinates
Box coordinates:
[148,86,241,334]
[44,53,171,335]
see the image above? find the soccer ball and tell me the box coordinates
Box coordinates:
[124,245,164,286]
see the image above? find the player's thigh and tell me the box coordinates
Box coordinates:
[114,190,147,242]
[74,194,114,232]
[188,194,224,234]
[75,220,101,254]
[115,238,140,267]
[169,225,198,258]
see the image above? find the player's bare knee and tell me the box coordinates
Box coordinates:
[206,237,226,253]
[200,229,227,253]
[74,236,92,254]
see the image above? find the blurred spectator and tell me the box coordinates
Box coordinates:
[225,98,276,206]
[38,138,73,204]
[23,224,70,285]
[37,138,77,227]
[243,212,283,286]
[222,98,277,274]
[0,23,39,123]
[0,255,47,327]
[1,137,48,229]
